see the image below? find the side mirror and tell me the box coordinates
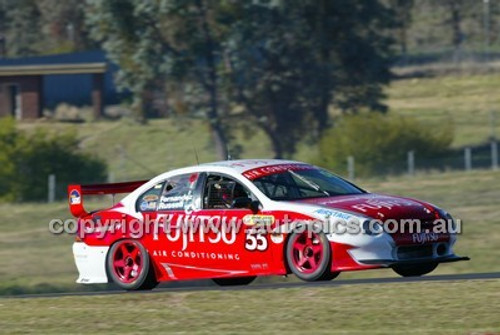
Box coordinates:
[249,200,260,214]
[232,197,260,213]
[232,197,252,209]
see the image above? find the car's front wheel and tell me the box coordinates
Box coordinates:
[107,239,159,290]
[286,229,339,281]
[392,262,438,277]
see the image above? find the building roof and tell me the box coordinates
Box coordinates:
[0,50,108,76]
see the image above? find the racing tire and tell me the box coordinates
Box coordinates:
[286,229,339,282]
[392,262,438,277]
[107,239,159,291]
[212,276,256,286]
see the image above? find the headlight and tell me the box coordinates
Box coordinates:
[437,208,457,233]
[362,220,383,236]
[446,213,457,233]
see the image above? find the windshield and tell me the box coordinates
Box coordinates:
[251,168,364,201]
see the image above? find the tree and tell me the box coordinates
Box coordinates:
[0,117,107,202]
[86,0,237,159]
[86,0,395,159]
[0,0,94,57]
[386,0,414,60]
[3,0,42,56]
[37,0,96,53]
[225,0,395,157]
[223,2,320,158]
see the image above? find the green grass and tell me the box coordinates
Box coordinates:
[0,169,499,295]
[386,73,500,147]
[1,280,499,334]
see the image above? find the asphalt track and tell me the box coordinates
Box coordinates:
[3,271,500,300]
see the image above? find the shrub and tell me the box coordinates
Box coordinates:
[316,113,453,177]
[0,117,107,202]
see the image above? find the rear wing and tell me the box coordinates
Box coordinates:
[68,180,148,218]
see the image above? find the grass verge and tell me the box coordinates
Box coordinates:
[1,280,499,334]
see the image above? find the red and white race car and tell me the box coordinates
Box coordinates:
[68,159,468,290]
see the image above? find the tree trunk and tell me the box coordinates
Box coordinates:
[198,0,228,160]
[448,0,463,62]
[260,123,283,159]
[316,0,331,137]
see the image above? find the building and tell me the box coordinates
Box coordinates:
[0,50,125,119]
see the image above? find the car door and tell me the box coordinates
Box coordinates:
[193,173,276,278]
[137,172,205,281]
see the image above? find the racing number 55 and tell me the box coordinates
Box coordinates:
[245,231,267,251]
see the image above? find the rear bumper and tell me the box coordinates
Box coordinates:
[358,255,470,267]
[73,242,109,284]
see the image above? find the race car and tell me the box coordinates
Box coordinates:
[68,159,469,290]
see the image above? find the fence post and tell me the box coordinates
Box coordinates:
[347,156,355,180]
[408,150,415,176]
[492,141,498,170]
[48,174,56,203]
[464,147,472,171]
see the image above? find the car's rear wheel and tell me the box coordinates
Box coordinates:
[212,276,256,286]
[286,229,339,281]
[107,239,158,290]
[392,262,438,277]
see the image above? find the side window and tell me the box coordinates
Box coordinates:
[158,173,199,211]
[253,173,297,200]
[203,174,251,209]
[136,182,165,212]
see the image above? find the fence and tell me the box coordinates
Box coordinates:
[346,141,499,180]
[46,141,499,203]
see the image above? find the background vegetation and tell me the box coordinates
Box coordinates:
[1,0,499,182]
[316,113,454,176]
[0,118,106,202]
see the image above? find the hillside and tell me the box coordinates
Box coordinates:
[386,72,500,148]
[15,72,500,181]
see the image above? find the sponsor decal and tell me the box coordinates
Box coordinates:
[250,263,269,270]
[140,194,159,211]
[158,194,193,210]
[140,201,148,211]
[412,232,439,244]
[351,198,415,213]
[143,194,159,202]
[243,214,275,226]
[314,209,352,220]
[245,231,268,251]
[153,214,239,251]
[242,163,313,180]
[70,189,81,205]
[153,249,241,261]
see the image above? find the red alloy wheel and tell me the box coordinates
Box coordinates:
[112,241,144,284]
[290,231,325,274]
